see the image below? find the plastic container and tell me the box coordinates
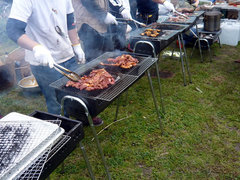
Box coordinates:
[219,20,240,46]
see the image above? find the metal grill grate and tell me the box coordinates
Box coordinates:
[18,135,71,180]
[0,113,64,180]
[97,75,138,101]
[50,52,157,102]
[128,57,157,77]
[148,23,189,33]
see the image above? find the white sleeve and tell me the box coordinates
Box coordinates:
[66,0,74,14]
[121,0,130,11]
[8,0,33,23]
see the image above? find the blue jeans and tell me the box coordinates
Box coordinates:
[31,57,80,115]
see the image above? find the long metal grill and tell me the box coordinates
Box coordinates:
[50,51,158,102]
[148,23,189,33]
[163,16,197,25]
[129,28,180,41]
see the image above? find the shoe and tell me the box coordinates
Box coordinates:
[92,117,103,126]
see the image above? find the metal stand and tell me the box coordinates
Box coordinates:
[179,34,192,83]
[114,97,120,121]
[177,35,187,86]
[191,28,222,62]
[133,40,165,115]
[147,70,163,135]
[190,24,203,62]
[79,141,95,180]
[155,59,165,114]
[61,96,111,180]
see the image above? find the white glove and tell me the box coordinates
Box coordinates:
[33,45,55,68]
[104,12,118,25]
[72,44,86,64]
[121,8,132,20]
[163,1,175,12]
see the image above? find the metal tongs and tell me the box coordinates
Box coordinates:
[53,63,81,82]
[116,18,147,27]
[174,10,188,19]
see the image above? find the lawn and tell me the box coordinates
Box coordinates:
[0,42,239,179]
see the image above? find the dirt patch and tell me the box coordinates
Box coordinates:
[138,163,153,178]
[210,74,225,83]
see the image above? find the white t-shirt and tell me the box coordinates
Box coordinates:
[9,0,75,65]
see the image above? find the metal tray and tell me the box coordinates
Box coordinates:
[0,112,64,180]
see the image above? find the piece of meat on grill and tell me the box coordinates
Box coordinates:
[66,68,115,91]
[100,54,139,69]
[140,28,161,37]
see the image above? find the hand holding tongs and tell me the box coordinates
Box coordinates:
[53,63,81,82]
[174,10,188,19]
[116,18,147,27]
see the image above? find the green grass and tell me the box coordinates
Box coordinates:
[0,43,239,179]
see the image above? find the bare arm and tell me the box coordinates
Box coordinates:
[17,34,39,51]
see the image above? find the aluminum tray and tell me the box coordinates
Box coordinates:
[0,112,65,180]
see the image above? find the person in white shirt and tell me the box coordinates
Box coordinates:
[158,0,176,15]
[6,0,87,120]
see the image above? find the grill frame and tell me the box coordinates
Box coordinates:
[129,27,180,41]
[50,51,158,117]
[29,111,84,180]
[162,16,198,25]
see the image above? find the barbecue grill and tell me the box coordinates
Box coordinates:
[28,111,95,180]
[181,11,205,17]
[0,112,64,180]
[129,27,181,52]
[50,51,157,118]
[163,16,197,25]
[50,51,163,179]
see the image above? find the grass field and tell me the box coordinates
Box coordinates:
[0,42,239,179]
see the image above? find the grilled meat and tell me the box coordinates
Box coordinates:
[140,28,161,37]
[100,54,139,69]
[168,16,189,22]
[66,68,115,91]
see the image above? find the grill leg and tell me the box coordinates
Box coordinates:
[61,96,111,180]
[196,24,203,62]
[114,97,120,121]
[180,33,192,83]
[79,141,95,180]
[178,35,187,86]
[124,90,128,107]
[155,60,165,114]
[147,70,163,135]
[61,161,64,174]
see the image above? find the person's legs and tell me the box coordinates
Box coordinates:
[30,57,79,115]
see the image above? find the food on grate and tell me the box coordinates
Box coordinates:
[168,16,189,22]
[140,28,161,37]
[100,54,139,69]
[66,68,115,91]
